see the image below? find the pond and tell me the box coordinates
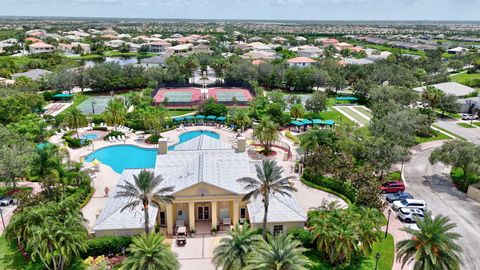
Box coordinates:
[81,56,139,68]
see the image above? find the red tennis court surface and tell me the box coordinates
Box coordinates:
[154,87,253,107]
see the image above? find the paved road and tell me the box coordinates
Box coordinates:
[435,118,480,144]
[404,142,480,269]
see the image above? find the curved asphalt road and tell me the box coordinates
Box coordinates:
[404,141,480,270]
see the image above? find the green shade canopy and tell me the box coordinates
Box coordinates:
[206,115,217,120]
[335,96,358,101]
[324,120,335,125]
[53,93,74,99]
[173,117,185,122]
[216,116,226,121]
[36,142,53,150]
[195,115,206,119]
[185,115,194,120]
[312,119,324,125]
[289,121,304,126]
[300,119,313,125]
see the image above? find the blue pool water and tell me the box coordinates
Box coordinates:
[82,133,99,140]
[86,130,220,173]
[168,130,220,150]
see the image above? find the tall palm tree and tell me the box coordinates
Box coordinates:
[290,103,305,120]
[232,109,251,132]
[253,117,279,155]
[246,233,310,270]
[422,86,444,110]
[30,144,63,180]
[237,160,296,239]
[62,107,87,139]
[103,98,127,129]
[119,233,179,270]
[396,211,463,270]
[115,170,174,234]
[213,222,262,270]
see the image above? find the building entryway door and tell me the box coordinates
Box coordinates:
[197,206,210,220]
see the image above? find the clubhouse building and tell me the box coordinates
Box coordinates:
[92,135,306,237]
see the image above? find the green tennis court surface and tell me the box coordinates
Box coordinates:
[164,91,193,102]
[77,96,115,114]
[216,91,246,102]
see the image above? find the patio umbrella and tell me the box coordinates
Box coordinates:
[206,115,216,120]
[174,117,185,122]
[195,115,206,119]
[216,116,226,121]
[185,116,194,121]
[300,119,313,125]
[312,119,324,125]
[324,120,335,126]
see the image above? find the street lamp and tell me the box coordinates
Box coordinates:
[375,252,381,270]
[385,209,392,238]
[91,98,96,114]
[0,208,5,229]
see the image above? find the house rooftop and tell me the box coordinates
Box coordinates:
[287,57,316,63]
[413,82,475,97]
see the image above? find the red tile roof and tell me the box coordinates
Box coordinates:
[287,57,316,63]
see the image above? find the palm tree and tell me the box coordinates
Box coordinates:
[30,144,63,180]
[115,170,174,234]
[290,103,305,120]
[299,127,337,154]
[246,233,310,270]
[103,98,127,129]
[422,86,444,110]
[232,109,251,133]
[253,117,278,155]
[396,211,463,270]
[62,107,87,139]
[119,233,179,270]
[237,160,296,239]
[213,222,262,270]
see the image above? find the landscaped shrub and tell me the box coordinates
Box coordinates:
[145,134,162,144]
[82,236,133,257]
[285,131,300,145]
[303,168,356,203]
[91,115,105,124]
[288,227,314,248]
[92,126,108,131]
[62,132,92,148]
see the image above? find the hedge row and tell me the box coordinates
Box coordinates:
[301,174,354,205]
[82,236,133,257]
[285,131,300,145]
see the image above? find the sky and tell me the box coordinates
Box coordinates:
[1,0,480,21]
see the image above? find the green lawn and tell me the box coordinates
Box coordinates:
[168,110,195,117]
[336,107,370,125]
[474,122,480,127]
[449,73,480,85]
[451,167,480,192]
[457,122,477,128]
[0,235,28,270]
[354,106,373,118]
[432,125,466,140]
[371,233,395,270]
[435,110,462,119]
[415,130,451,144]
[317,108,352,125]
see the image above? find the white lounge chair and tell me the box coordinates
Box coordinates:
[121,135,126,141]
[65,126,70,131]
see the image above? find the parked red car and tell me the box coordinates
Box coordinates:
[380,181,405,193]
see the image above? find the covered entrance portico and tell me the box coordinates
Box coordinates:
[164,199,242,235]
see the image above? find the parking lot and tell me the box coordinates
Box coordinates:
[0,203,16,233]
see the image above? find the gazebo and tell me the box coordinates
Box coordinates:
[216,116,227,122]
[52,93,74,100]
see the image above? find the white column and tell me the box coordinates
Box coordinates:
[189,201,195,231]
[233,200,239,225]
[166,203,174,235]
[211,201,218,229]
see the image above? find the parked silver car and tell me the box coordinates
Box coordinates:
[0,196,14,206]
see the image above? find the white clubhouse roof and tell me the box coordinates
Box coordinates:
[413,82,475,97]
[247,192,307,224]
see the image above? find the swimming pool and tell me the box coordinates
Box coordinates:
[82,133,99,140]
[168,130,220,150]
[85,145,157,174]
[86,130,220,173]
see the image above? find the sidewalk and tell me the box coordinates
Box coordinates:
[383,207,412,270]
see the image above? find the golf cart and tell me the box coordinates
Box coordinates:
[176,226,187,246]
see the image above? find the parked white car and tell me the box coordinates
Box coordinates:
[392,199,427,211]
[398,208,424,223]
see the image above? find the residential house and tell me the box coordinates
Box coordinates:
[271,36,288,44]
[295,36,308,43]
[29,42,55,54]
[11,69,52,81]
[105,39,125,49]
[92,136,306,237]
[241,50,277,60]
[413,82,476,97]
[297,45,323,58]
[315,38,339,46]
[0,77,15,85]
[167,44,194,54]
[25,37,42,43]
[340,58,374,65]
[287,57,316,67]
[193,44,212,54]
[148,41,172,53]
[139,54,170,68]
[126,42,141,52]
[447,47,468,55]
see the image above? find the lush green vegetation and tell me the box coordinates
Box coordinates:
[0,236,28,270]
[450,72,480,86]
[432,125,466,140]
[451,167,480,192]
[371,234,394,270]
[415,129,451,144]
[457,122,476,128]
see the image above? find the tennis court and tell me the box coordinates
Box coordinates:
[77,96,115,114]
[153,88,202,107]
[208,87,253,105]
